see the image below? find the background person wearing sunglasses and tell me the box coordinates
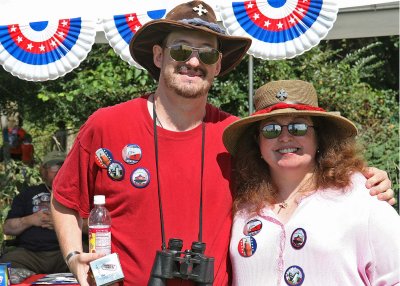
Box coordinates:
[223,80,400,286]
[49,1,394,286]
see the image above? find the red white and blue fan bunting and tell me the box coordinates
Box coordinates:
[0,18,96,81]
[218,0,338,60]
[102,9,166,68]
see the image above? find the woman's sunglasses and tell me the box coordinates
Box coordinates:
[167,44,221,65]
[261,123,315,139]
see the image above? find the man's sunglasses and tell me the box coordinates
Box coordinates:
[261,123,315,139]
[167,44,221,65]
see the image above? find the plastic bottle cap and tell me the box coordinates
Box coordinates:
[94,195,105,205]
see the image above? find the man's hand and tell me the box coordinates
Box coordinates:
[68,252,105,286]
[3,209,54,235]
[363,167,396,205]
[31,209,54,229]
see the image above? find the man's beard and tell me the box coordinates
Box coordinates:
[162,65,213,99]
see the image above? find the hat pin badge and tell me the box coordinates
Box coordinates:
[193,4,208,16]
[276,89,288,101]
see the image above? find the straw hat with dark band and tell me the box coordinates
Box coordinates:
[223,80,358,156]
[129,1,252,80]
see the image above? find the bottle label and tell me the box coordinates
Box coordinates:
[89,226,111,255]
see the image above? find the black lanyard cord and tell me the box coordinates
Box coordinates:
[153,102,166,250]
[199,121,205,242]
[153,98,205,250]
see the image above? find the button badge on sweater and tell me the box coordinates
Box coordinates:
[243,219,262,236]
[107,161,125,181]
[130,168,150,188]
[122,144,142,164]
[290,228,307,250]
[238,236,257,257]
[284,265,304,286]
[95,148,113,169]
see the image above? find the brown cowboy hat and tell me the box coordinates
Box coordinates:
[129,1,252,80]
[223,80,358,155]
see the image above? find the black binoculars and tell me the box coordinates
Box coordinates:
[148,238,214,286]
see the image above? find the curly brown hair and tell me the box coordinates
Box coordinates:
[232,117,366,214]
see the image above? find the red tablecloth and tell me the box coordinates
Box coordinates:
[14,274,79,286]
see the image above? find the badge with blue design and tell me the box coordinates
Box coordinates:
[130,168,150,188]
[107,161,125,181]
[122,144,142,164]
[95,148,113,169]
[284,265,304,286]
[291,228,307,250]
[243,219,262,236]
[237,236,257,257]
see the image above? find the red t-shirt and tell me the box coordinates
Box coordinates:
[53,95,237,285]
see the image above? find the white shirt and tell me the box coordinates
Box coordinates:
[230,173,400,286]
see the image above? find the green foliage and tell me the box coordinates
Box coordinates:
[35,45,157,126]
[0,160,42,241]
[0,160,42,220]
[327,37,399,91]
[210,59,251,116]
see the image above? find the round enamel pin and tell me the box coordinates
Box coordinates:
[291,228,307,250]
[122,144,142,164]
[130,168,150,188]
[243,219,262,236]
[107,161,125,181]
[95,148,113,169]
[284,265,304,286]
[237,236,257,257]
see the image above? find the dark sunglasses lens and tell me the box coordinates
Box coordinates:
[262,124,282,139]
[288,123,308,136]
[199,49,220,64]
[169,45,192,61]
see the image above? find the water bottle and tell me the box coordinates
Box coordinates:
[88,195,111,254]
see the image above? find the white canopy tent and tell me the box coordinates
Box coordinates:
[325,1,399,39]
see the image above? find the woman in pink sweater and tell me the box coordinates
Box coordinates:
[223,80,400,286]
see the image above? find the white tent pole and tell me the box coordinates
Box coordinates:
[248,55,254,115]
